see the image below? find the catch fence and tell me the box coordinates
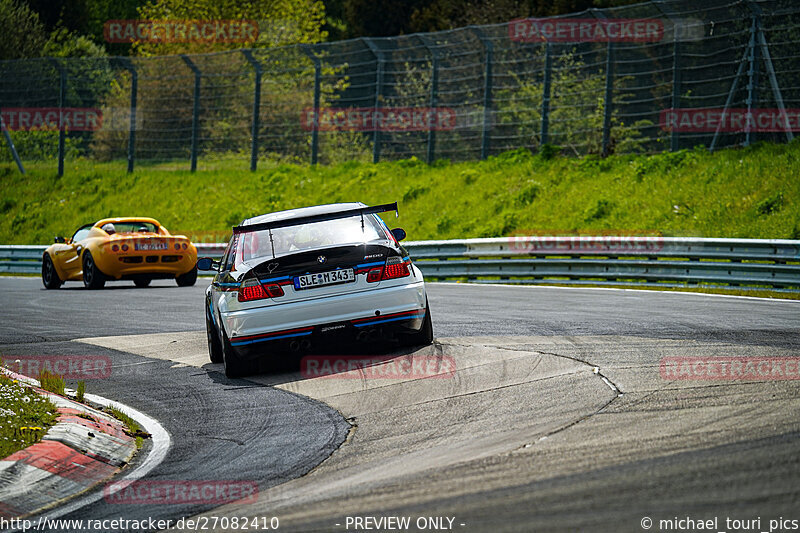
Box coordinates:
[1,0,800,173]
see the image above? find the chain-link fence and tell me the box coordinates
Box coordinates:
[1,0,799,174]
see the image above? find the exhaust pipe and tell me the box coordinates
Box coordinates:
[289,340,300,352]
[356,330,369,342]
[300,339,312,351]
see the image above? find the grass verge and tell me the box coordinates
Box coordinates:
[0,368,58,460]
[1,142,799,244]
[105,407,146,448]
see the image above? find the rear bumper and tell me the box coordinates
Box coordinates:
[222,280,427,348]
[97,254,195,279]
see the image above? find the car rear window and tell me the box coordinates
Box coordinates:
[233,214,389,269]
[102,222,158,233]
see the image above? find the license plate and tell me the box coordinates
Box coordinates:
[134,241,168,251]
[294,268,355,290]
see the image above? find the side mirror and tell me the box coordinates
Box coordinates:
[54,236,66,244]
[197,257,220,271]
[391,228,407,242]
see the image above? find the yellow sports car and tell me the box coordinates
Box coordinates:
[42,217,198,289]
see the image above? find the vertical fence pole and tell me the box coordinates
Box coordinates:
[50,59,66,177]
[302,45,322,166]
[0,114,25,174]
[757,23,793,143]
[418,35,440,164]
[601,40,615,157]
[744,14,760,147]
[473,28,493,160]
[364,39,384,163]
[670,32,681,152]
[540,42,553,147]
[653,0,682,152]
[181,55,201,172]
[242,50,262,171]
[115,58,138,173]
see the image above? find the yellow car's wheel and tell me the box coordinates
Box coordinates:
[176,266,197,287]
[82,251,106,290]
[41,253,63,290]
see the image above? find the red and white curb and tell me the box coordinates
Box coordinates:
[0,369,170,521]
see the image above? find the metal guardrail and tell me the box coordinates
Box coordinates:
[3,237,799,292]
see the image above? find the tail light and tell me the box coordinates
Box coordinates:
[366,268,383,283]
[121,244,129,252]
[366,257,411,283]
[111,244,119,252]
[238,278,284,302]
[383,256,410,280]
[174,243,181,250]
[265,284,284,298]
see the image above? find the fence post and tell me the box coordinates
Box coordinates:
[601,40,615,157]
[540,42,553,147]
[0,114,24,174]
[180,55,201,172]
[364,38,384,163]
[418,35,440,164]
[242,50,262,171]
[50,59,66,177]
[301,45,322,166]
[114,58,138,173]
[744,14,760,147]
[670,33,682,151]
[472,27,493,160]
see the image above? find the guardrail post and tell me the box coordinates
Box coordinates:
[242,50,262,171]
[114,58,138,173]
[181,55,201,172]
[0,114,25,174]
[418,35,440,164]
[301,45,322,166]
[540,42,553,147]
[363,38,384,163]
[50,59,66,176]
[472,27,493,160]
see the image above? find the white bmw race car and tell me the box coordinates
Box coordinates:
[199,202,433,377]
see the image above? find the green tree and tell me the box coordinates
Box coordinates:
[0,0,47,60]
[134,0,327,56]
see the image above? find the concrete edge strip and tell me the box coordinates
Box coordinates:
[0,369,171,526]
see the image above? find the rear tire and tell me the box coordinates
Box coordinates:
[82,252,106,290]
[41,253,62,290]
[402,300,433,347]
[134,277,151,288]
[206,306,223,364]
[176,266,197,287]
[221,329,256,378]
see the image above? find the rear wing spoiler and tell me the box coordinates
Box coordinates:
[232,202,399,235]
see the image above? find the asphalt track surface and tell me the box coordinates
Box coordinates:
[0,277,799,532]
